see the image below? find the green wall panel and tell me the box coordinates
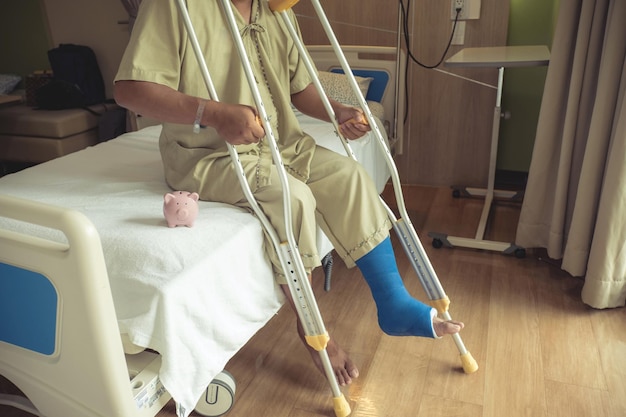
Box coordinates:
[498,0,559,172]
[0,1,52,88]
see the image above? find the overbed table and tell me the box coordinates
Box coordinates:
[428,45,550,257]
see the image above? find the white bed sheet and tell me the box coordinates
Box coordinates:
[0,120,390,413]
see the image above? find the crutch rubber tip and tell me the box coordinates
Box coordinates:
[333,394,351,417]
[460,351,479,374]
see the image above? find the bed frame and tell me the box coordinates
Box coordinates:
[0,45,403,417]
[0,195,168,417]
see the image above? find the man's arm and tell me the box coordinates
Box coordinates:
[114,80,265,145]
[291,83,370,140]
[114,80,200,125]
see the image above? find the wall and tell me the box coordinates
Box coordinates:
[406,0,510,187]
[1,1,130,100]
[0,1,52,82]
[298,0,558,186]
[295,0,399,47]
[498,0,558,173]
[298,0,510,187]
[41,0,130,99]
[3,0,553,187]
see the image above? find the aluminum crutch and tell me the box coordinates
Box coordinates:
[269,0,478,374]
[172,1,351,416]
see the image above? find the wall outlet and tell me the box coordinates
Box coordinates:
[451,0,481,20]
[453,0,464,13]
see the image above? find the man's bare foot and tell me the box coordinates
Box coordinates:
[296,321,359,386]
[281,283,359,385]
[433,317,464,337]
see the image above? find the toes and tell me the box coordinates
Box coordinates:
[446,320,464,334]
[346,358,359,379]
[336,362,358,386]
[302,335,359,386]
[434,319,465,337]
[336,369,350,386]
[332,357,358,386]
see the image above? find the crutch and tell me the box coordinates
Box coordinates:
[172,1,351,417]
[269,0,478,375]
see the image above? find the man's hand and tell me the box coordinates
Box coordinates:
[292,84,370,140]
[114,80,264,145]
[211,102,265,145]
[335,106,370,140]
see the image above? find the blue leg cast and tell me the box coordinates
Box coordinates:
[355,237,436,338]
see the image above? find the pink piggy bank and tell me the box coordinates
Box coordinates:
[163,191,200,228]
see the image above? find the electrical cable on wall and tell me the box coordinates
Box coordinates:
[398,0,461,122]
[400,0,460,69]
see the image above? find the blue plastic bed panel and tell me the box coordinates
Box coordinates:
[0,262,58,355]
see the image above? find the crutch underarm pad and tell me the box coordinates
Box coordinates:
[305,332,330,351]
[460,351,479,374]
[269,0,300,12]
[333,395,351,417]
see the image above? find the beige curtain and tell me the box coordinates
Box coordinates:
[515,0,626,309]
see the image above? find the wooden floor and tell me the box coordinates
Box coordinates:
[2,185,625,417]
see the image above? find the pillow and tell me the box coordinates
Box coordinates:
[318,71,373,107]
[0,74,21,95]
[366,100,385,120]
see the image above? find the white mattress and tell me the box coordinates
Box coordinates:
[0,120,390,413]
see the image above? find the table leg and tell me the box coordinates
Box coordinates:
[428,67,525,257]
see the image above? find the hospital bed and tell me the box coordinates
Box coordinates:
[0,45,402,417]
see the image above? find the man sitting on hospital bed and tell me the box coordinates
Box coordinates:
[113,0,464,387]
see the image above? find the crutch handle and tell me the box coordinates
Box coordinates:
[344,117,369,127]
[269,0,300,12]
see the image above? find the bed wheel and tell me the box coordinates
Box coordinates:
[514,248,526,259]
[194,370,237,416]
[432,238,443,249]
